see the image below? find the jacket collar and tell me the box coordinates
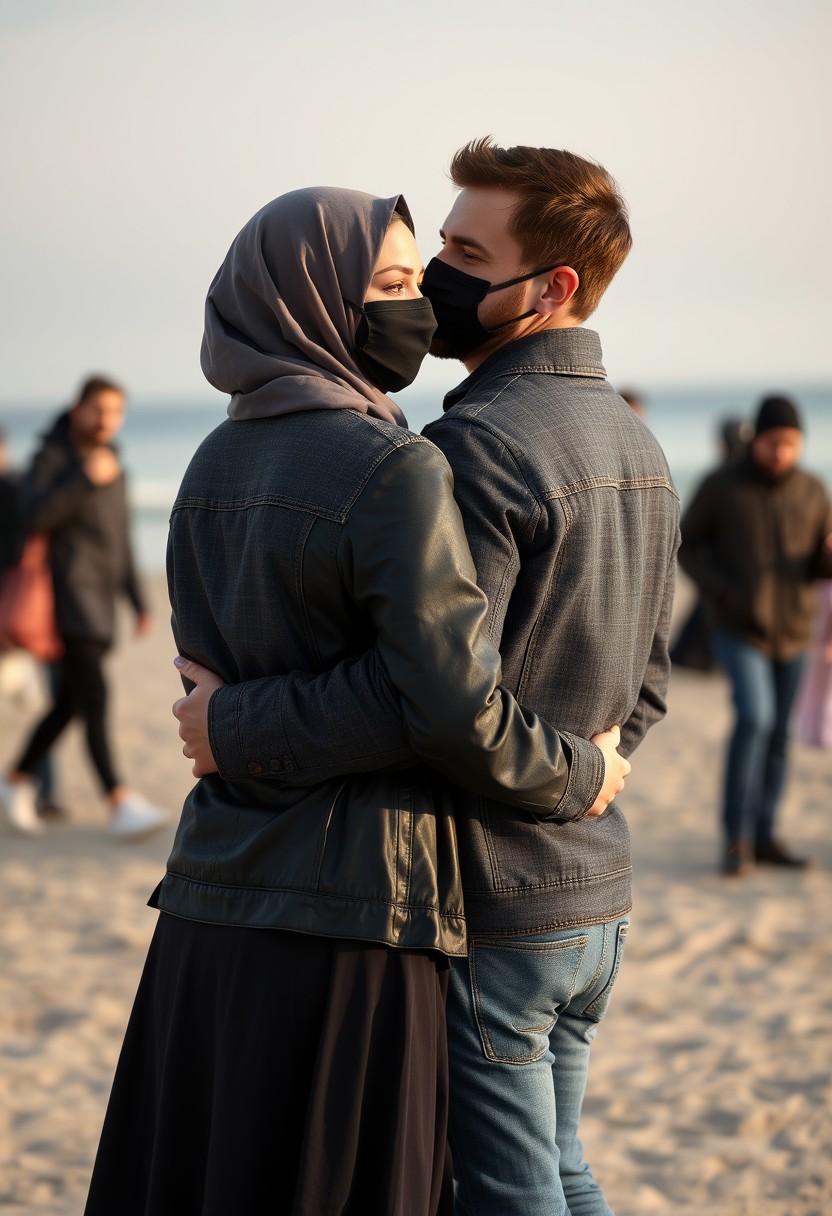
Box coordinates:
[442,328,606,412]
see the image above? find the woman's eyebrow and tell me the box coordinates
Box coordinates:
[372,263,416,277]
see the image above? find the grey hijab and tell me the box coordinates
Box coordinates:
[201,186,412,426]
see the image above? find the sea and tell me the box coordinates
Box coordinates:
[2,384,830,573]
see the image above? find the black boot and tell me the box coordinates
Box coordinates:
[753,839,811,869]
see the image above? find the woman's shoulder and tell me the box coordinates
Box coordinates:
[332,410,450,477]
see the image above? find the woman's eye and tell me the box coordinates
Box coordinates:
[385,282,406,294]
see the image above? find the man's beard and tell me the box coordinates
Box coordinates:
[429,282,528,363]
[429,335,465,361]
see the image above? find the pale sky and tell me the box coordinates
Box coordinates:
[1,0,830,403]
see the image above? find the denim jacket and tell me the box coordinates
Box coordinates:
[154,405,605,955]
[206,330,680,935]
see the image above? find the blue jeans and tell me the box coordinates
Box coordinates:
[712,633,807,844]
[447,918,629,1216]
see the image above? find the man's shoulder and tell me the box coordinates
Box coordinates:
[427,370,673,486]
[793,465,831,499]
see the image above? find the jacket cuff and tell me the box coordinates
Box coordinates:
[207,682,297,781]
[541,733,605,821]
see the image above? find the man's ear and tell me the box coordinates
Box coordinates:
[535,266,579,316]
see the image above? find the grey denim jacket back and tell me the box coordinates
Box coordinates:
[208,330,680,935]
[155,405,605,954]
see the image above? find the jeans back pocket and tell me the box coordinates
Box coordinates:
[469,936,588,1064]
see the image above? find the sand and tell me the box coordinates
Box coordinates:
[1,574,830,1215]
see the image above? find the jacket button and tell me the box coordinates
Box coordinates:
[269,757,296,773]
[247,761,264,775]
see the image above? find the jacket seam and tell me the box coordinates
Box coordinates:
[493,363,606,378]
[164,870,463,915]
[261,747,415,780]
[294,515,321,665]
[517,495,570,705]
[172,430,433,525]
[468,905,633,935]
[465,865,632,894]
[428,408,541,517]
[541,476,679,502]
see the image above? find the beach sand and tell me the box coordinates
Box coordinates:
[1,574,830,1215]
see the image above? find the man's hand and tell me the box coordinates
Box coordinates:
[172,656,226,777]
[587,725,631,817]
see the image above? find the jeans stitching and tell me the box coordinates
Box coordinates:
[584,921,628,1020]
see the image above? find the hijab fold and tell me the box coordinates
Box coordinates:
[201,187,412,426]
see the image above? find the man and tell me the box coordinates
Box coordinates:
[679,395,832,876]
[175,141,679,1214]
[0,375,168,838]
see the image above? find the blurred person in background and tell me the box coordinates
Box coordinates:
[0,424,65,819]
[619,386,646,419]
[679,395,832,875]
[792,578,832,749]
[670,415,754,673]
[0,376,168,839]
[0,427,19,569]
[719,416,753,464]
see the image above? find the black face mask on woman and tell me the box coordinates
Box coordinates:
[420,258,555,359]
[352,297,438,393]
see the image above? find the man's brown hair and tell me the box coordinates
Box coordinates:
[76,374,125,404]
[450,138,632,321]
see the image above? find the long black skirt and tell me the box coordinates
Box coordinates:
[85,913,453,1216]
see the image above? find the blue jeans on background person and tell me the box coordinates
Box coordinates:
[711,632,808,845]
[34,661,59,807]
[447,917,629,1216]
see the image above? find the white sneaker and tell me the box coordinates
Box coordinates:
[0,775,45,836]
[110,793,169,841]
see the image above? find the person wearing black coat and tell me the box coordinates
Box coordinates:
[0,376,168,838]
[680,395,832,874]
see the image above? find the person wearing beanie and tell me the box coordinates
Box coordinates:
[679,394,832,875]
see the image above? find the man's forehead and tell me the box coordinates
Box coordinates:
[757,427,802,441]
[441,186,522,249]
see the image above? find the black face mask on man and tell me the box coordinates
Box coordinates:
[352,297,438,393]
[420,258,555,359]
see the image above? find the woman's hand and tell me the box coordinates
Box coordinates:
[587,725,631,817]
[172,657,226,777]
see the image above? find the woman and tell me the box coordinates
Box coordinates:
[85,187,623,1216]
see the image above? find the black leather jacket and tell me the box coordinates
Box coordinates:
[153,408,605,955]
